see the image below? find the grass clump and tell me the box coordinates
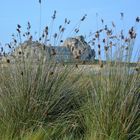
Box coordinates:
[83,64,140,140]
[0,57,87,139]
[0,48,139,140]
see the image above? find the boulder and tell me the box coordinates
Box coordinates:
[0,40,46,64]
[62,35,95,60]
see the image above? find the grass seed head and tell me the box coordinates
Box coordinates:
[6,59,10,63]
[101,19,104,24]
[53,33,57,38]
[81,14,87,21]
[39,0,41,4]
[21,71,23,76]
[98,44,101,49]
[52,10,57,20]
[103,38,106,43]
[51,48,56,55]
[98,50,101,55]
[17,24,21,29]
[75,64,78,68]
[136,17,140,22]
[49,71,54,75]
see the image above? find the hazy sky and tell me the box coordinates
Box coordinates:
[0,0,140,59]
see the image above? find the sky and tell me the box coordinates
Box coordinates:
[0,0,140,60]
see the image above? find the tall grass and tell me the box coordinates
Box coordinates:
[0,9,140,140]
[0,56,87,139]
[83,64,140,140]
[0,46,139,140]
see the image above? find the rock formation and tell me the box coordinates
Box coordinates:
[62,35,95,60]
[14,40,44,61]
[0,35,95,64]
[0,40,45,64]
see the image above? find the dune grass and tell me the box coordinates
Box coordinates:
[0,47,140,140]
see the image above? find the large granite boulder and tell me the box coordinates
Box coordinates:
[62,35,95,60]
